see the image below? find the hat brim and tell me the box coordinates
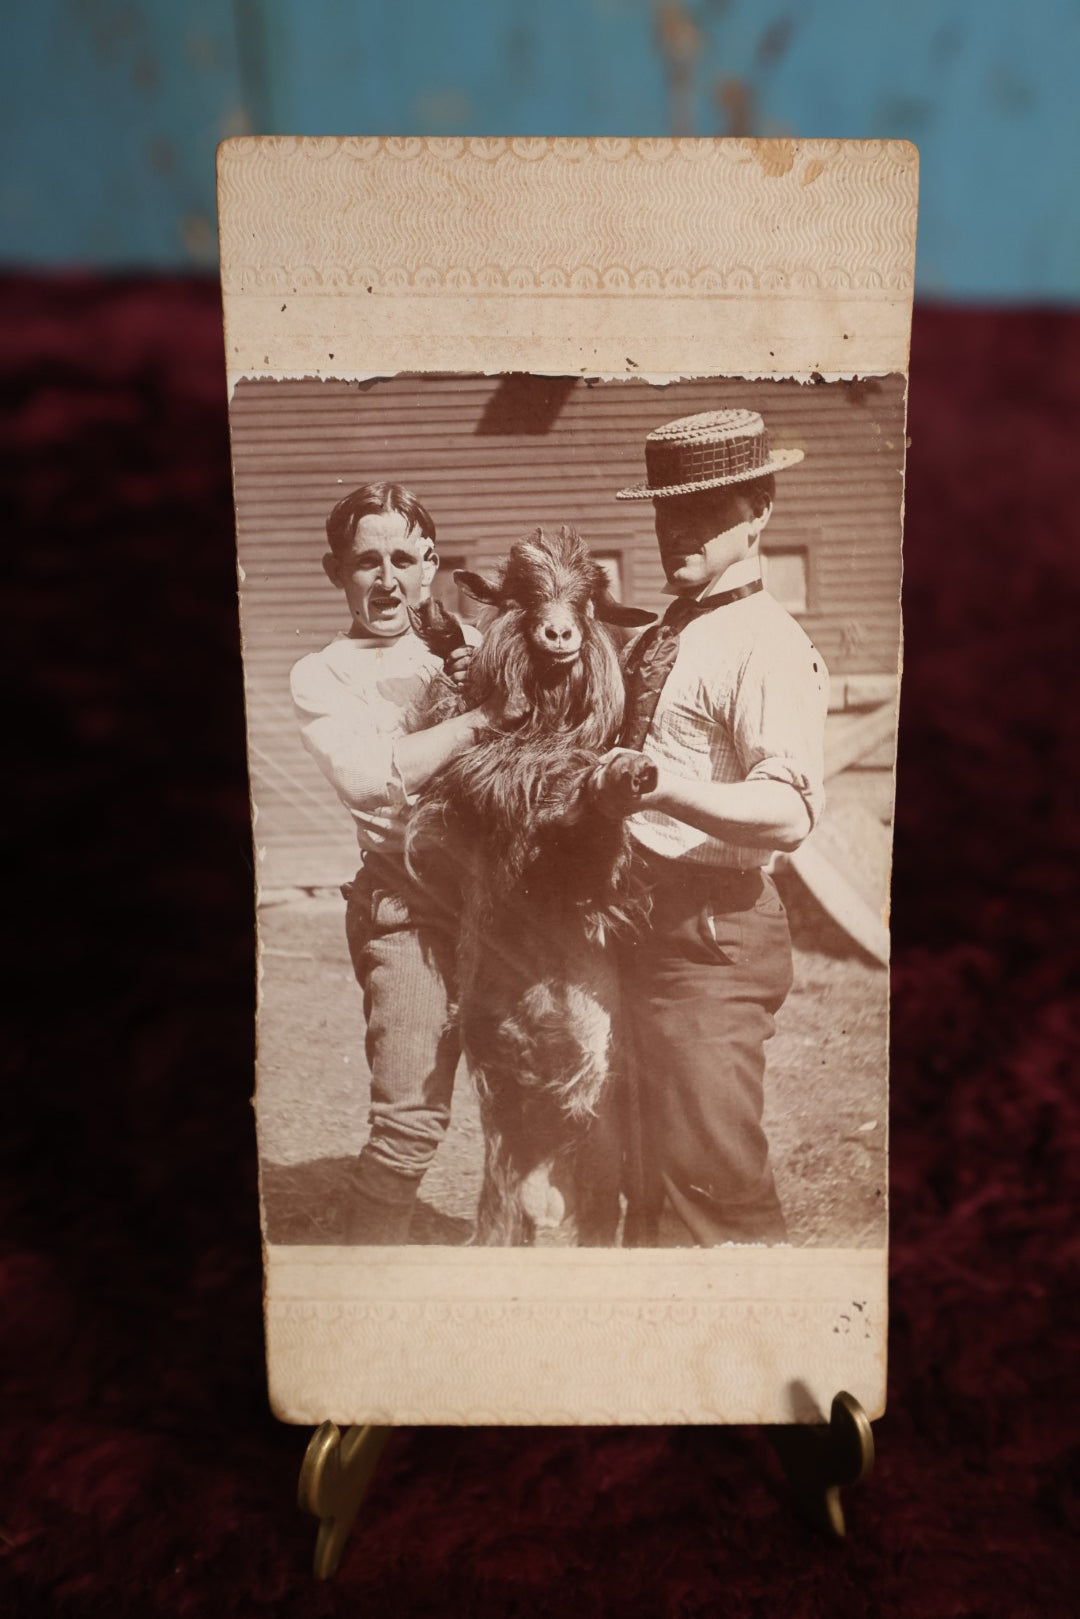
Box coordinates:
[615,446,805,501]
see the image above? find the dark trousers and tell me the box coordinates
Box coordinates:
[621,856,792,1246]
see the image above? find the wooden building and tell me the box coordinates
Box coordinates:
[231,373,905,894]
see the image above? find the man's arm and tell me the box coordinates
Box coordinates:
[680,622,828,849]
[603,619,828,851]
[392,708,489,796]
[291,652,488,813]
[631,771,812,852]
[300,703,488,811]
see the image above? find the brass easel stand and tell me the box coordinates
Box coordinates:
[299,1392,874,1578]
[297,1422,391,1579]
[767,1391,876,1538]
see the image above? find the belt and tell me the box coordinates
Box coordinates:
[638,850,763,882]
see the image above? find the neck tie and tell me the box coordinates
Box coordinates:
[617,579,763,749]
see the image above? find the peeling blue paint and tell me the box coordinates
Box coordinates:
[3,0,1077,299]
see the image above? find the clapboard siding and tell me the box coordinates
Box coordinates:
[231,373,905,889]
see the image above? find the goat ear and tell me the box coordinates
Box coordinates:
[454,569,501,606]
[594,596,657,628]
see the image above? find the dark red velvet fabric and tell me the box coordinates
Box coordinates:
[2,279,1077,1615]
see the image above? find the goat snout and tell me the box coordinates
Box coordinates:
[529,605,584,663]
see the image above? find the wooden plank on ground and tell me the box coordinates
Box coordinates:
[824,701,897,779]
[785,802,892,966]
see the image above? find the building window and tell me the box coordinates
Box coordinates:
[593,551,625,600]
[761,548,808,614]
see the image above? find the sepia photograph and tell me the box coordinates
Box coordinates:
[219,134,915,1423]
[235,371,900,1254]
[7,7,1075,1604]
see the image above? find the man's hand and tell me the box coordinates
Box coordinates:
[445,645,474,690]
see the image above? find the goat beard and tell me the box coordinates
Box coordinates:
[406,610,643,934]
[464,608,625,750]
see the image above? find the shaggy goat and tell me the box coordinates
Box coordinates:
[408,526,657,1245]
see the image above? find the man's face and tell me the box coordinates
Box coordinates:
[323,509,437,639]
[653,487,767,594]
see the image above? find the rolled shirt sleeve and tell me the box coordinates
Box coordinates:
[731,627,830,833]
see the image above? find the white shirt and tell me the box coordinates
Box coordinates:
[290,627,477,858]
[630,559,829,869]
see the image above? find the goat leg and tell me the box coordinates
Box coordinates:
[473,1080,531,1245]
[584,750,659,818]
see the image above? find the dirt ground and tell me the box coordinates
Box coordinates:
[255,872,887,1248]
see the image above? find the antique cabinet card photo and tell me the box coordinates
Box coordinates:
[217,137,916,1425]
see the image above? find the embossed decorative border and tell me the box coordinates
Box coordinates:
[219,136,918,299]
[264,1247,888,1427]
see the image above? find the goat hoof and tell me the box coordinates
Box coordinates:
[589,751,658,815]
[609,752,658,798]
[630,757,659,795]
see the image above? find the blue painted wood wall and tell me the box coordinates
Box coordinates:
[5,0,1078,300]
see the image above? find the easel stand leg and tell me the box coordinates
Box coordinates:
[298,1421,391,1579]
[767,1391,875,1538]
[298,1392,874,1577]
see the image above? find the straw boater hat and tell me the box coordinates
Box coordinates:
[616,408,804,501]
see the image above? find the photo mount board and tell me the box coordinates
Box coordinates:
[217,136,916,1426]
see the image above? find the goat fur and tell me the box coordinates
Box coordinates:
[408,527,656,1245]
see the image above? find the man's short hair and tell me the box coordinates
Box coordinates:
[701,473,775,522]
[735,473,776,521]
[325,482,437,560]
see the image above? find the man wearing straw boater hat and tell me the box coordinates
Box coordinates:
[611,408,829,1246]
